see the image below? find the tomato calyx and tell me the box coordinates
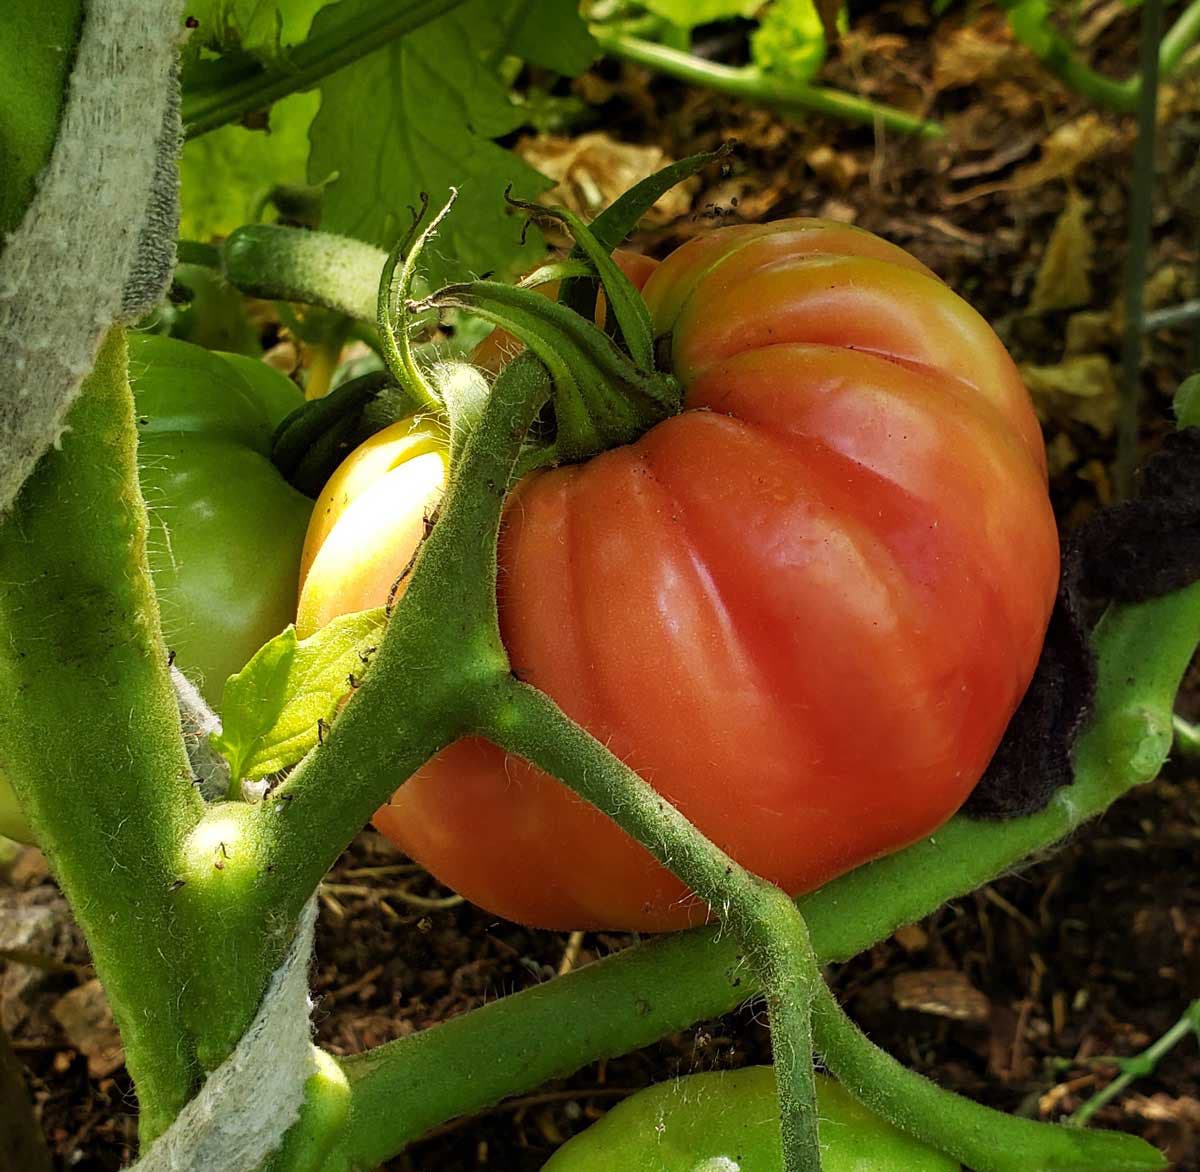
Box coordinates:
[414,190,683,465]
[271,370,393,496]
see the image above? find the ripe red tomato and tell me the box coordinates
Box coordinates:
[300,221,1058,931]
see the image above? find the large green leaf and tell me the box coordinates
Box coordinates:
[309,0,565,285]
[179,90,318,241]
[185,0,335,58]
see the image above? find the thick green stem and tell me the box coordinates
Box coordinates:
[1143,299,1200,332]
[812,982,1164,1172]
[591,29,943,139]
[0,330,205,1140]
[174,356,551,1072]
[476,679,823,1172]
[222,225,387,322]
[1115,0,1163,500]
[181,0,468,138]
[333,573,1200,1166]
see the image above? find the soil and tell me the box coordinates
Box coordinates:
[4,3,1199,1170]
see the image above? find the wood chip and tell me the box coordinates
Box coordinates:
[893,969,990,1022]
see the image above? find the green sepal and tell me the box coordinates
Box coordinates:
[211,609,387,786]
[507,194,654,367]
[271,371,393,496]
[428,280,681,463]
[376,193,453,414]
[558,145,731,322]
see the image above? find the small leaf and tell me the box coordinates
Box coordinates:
[212,609,388,782]
[752,0,840,83]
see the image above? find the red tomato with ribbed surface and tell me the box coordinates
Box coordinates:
[305,221,1059,932]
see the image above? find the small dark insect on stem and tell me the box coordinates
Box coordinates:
[317,718,330,745]
[348,673,360,689]
[166,649,176,668]
[358,646,377,665]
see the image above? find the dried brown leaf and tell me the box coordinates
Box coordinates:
[893,969,990,1022]
[1021,353,1119,435]
[949,114,1118,204]
[517,132,694,226]
[51,980,124,1078]
[1030,189,1095,313]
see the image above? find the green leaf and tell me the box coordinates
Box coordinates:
[309,0,554,286]
[751,0,837,84]
[1004,0,1056,56]
[642,0,759,28]
[212,608,387,783]
[180,90,318,241]
[493,0,598,75]
[185,0,336,58]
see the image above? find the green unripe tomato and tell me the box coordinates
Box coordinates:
[541,1068,961,1172]
[131,334,314,700]
[0,336,312,842]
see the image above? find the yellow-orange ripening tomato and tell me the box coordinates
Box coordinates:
[299,221,1058,932]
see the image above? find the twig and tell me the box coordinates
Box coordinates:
[1114,0,1163,500]
[1069,999,1200,1126]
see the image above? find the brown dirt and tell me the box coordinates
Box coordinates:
[4,3,1200,1169]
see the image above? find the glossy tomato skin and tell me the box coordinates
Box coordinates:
[541,1067,961,1172]
[307,221,1058,931]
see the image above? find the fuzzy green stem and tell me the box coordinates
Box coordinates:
[1115,0,1163,500]
[222,225,387,321]
[476,679,823,1172]
[0,329,205,1139]
[181,0,468,138]
[591,29,943,139]
[812,981,1164,1171]
[1069,999,1200,1128]
[174,356,551,1071]
[1004,0,1199,113]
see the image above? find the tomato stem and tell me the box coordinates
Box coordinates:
[1114,0,1163,500]
[589,29,944,138]
[812,981,1166,1172]
[222,224,389,323]
[0,329,205,1139]
[474,680,825,1172]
